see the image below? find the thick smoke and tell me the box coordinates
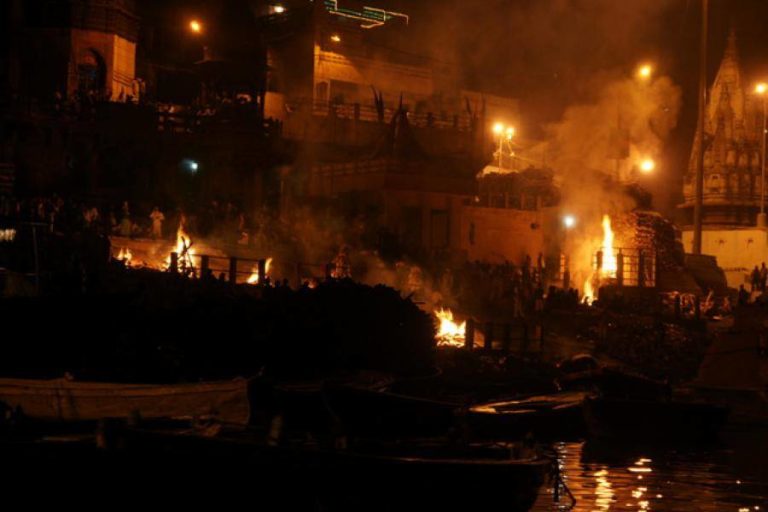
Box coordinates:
[542,72,682,295]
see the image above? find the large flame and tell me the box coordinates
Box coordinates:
[117,248,133,266]
[600,215,617,277]
[165,224,196,272]
[434,308,466,347]
[247,257,273,284]
[582,214,617,304]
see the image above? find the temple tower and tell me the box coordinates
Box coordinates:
[680,29,764,227]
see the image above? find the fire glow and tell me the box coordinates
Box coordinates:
[583,214,618,302]
[600,215,617,278]
[434,308,466,347]
[117,247,133,266]
[165,225,196,272]
[247,257,273,284]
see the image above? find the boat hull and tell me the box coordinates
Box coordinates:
[0,378,251,425]
[583,396,729,441]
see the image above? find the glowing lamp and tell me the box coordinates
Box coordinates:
[189,20,203,34]
[181,159,200,174]
[639,158,655,174]
[330,34,341,43]
[492,122,504,135]
[505,126,515,140]
[756,82,768,95]
[563,215,576,229]
[273,5,286,14]
[637,64,652,80]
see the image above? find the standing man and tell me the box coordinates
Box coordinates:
[150,206,165,239]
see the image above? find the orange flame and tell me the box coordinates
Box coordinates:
[600,215,617,278]
[434,308,466,347]
[165,224,196,272]
[583,214,617,303]
[247,258,273,284]
[117,248,133,266]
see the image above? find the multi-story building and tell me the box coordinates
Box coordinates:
[4,0,139,102]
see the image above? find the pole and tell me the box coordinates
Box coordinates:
[498,135,503,170]
[759,96,767,227]
[692,0,708,254]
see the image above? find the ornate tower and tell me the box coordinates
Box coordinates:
[67,0,140,101]
[680,30,764,227]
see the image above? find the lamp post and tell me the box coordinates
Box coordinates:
[562,215,576,290]
[756,82,768,227]
[492,122,515,170]
[639,158,656,174]
[637,63,653,81]
[189,19,203,34]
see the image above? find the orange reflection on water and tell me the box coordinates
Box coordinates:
[594,469,615,510]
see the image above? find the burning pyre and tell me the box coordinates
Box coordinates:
[583,214,617,303]
[116,247,133,266]
[165,225,196,274]
[247,257,273,284]
[434,308,466,347]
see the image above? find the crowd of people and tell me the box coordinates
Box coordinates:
[433,256,555,320]
[749,263,768,293]
[0,194,280,249]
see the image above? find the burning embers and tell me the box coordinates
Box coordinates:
[117,247,133,266]
[434,308,466,347]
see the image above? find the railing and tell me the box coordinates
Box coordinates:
[166,252,268,285]
[592,247,657,288]
[462,317,544,354]
[284,98,474,132]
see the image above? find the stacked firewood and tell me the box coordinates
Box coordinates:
[614,210,686,273]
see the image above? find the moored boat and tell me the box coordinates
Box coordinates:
[323,383,460,437]
[0,377,251,425]
[467,391,588,440]
[583,395,729,441]
[122,425,552,510]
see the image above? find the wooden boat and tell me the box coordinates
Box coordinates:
[467,391,588,440]
[583,395,729,441]
[558,362,670,400]
[322,383,459,437]
[0,377,251,425]
[122,425,551,509]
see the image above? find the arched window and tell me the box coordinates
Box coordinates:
[77,49,106,97]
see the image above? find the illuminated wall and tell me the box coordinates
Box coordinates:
[460,206,545,264]
[68,29,137,101]
[313,44,434,108]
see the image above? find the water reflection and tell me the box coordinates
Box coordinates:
[533,436,767,512]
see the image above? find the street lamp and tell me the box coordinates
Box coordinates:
[639,158,656,174]
[637,63,653,81]
[492,122,515,170]
[563,215,576,229]
[189,19,203,34]
[330,34,342,43]
[756,82,768,227]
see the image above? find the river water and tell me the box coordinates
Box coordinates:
[532,427,768,511]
